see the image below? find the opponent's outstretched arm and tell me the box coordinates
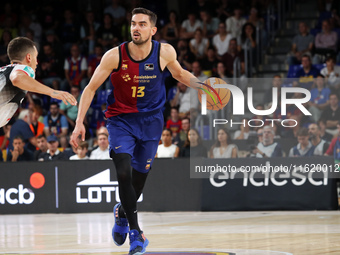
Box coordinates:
[10,72,77,106]
[70,47,119,147]
[161,43,201,89]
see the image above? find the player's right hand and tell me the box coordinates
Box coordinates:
[51,90,78,106]
[70,122,86,148]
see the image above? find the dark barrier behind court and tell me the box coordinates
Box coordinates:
[0,157,338,214]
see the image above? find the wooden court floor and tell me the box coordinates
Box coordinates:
[0,211,339,255]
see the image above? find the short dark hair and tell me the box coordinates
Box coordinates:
[132,7,157,26]
[13,135,24,142]
[37,134,46,140]
[297,127,309,137]
[79,141,89,150]
[162,128,172,136]
[7,37,36,62]
[50,102,59,108]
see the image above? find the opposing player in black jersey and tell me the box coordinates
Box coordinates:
[0,37,77,127]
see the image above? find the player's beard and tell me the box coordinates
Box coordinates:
[132,33,151,45]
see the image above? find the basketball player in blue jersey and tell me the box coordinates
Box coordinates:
[0,37,77,128]
[70,8,203,255]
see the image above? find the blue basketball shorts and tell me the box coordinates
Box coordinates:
[107,109,164,173]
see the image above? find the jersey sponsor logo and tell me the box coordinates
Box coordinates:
[122,74,131,82]
[144,63,154,71]
[133,74,157,83]
[122,64,128,70]
[147,158,152,163]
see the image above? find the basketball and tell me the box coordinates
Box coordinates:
[197,77,231,111]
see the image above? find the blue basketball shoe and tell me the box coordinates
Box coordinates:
[112,203,129,246]
[128,229,149,255]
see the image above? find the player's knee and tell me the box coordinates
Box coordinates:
[111,152,132,183]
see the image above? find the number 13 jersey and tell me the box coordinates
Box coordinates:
[105,40,166,118]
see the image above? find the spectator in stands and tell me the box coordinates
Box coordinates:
[175,117,190,144]
[200,9,219,38]
[180,12,202,40]
[104,0,126,26]
[162,10,181,46]
[38,134,67,161]
[307,74,331,122]
[201,47,219,76]
[87,44,110,92]
[247,7,264,29]
[253,125,282,158]
[170,82,198,119]
[156,129,179,158]
[221,38,245,77]
[38,43,63,90]
[69,141,89,160]
[29,105,44,137]
[312,19,338,64]
[234,118,256,140]
[34,135,48,161]
[213,22,232,59]
[286,22,314,65]
[192,61,208,81]
[43,102,69,138]
[320,93,340,136]
[289,127,315,157]
[189,28,210,60]
[176,39,195,70]
[320,55,340,91]
[96,13,121,52]
[59,9,80,54]
[324,122,340,164]
[225,7,246,39]
[318,118,334,142]
[8,110,37,153]
[44,29,64,59]
[18,14,42,45]
[60,85,81,130]
[210,128,238,158]
[189,128,207,157]
[215,0,233,21]
[89,132,110,159]
[293,54,320,90]
[308,123,329,155]
[0,30,11,66]
[166,107,182,139]
[264,75,282,106]
[61,43,88,91]
[80,11,100,55]
[180,128,207,157]
[7,135,34,162]
[215,62,229,81]
[237,22,256,52]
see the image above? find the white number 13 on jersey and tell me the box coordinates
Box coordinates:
[131,86,145,97]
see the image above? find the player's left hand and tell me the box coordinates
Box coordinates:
[51,90,78,106]
[70,122,86,148]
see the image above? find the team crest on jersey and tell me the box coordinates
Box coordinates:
[122,64,128,70]
[144,63,154,71]
[122,74,131,82]
[145,164,150,170]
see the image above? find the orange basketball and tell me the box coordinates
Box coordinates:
[197,77,231,111]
